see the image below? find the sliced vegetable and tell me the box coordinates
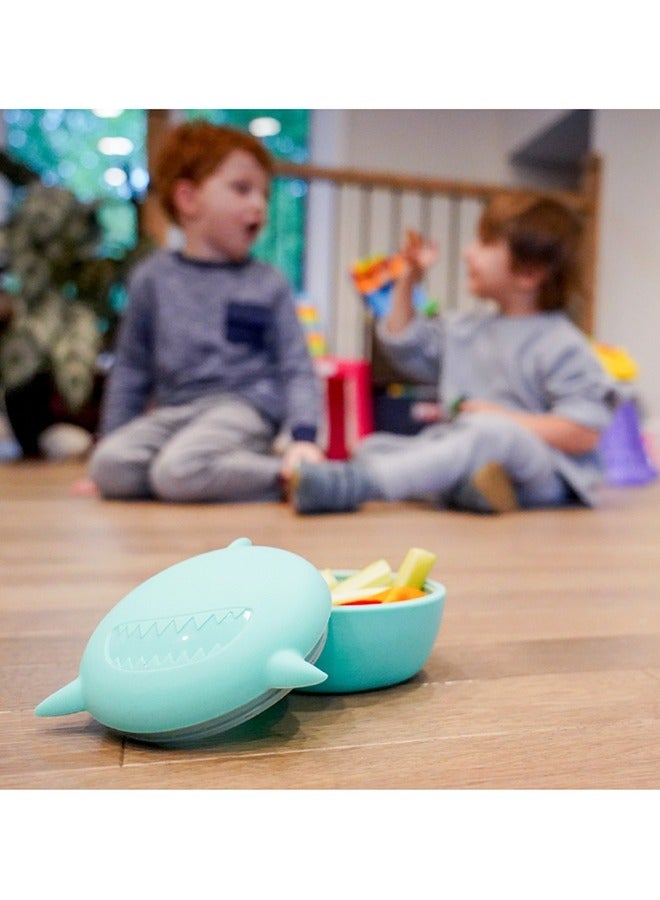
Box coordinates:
[330,558,393,600]
[321,547,438,608]
[332,585,393,605]
[333,585,427,606]
[338,598,383,606]
[392,547,437,590]
[319,568,339,590]
[378,585,427,604]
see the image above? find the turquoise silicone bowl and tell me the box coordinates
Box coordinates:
[302,572,446,693]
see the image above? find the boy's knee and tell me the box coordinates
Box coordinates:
[148,451,207,502]
[88,437,151,499]
[148,446,278,503]
[460,412,553,482]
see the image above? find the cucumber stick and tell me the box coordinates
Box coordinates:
[330,558,393,598]
[392,547,437,589]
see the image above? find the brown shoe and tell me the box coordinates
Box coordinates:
[470,462,519,513]
[448,462,519,514]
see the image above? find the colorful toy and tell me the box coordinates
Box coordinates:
[315,355,374,459]
[296,299,327,357]
[351,253,406,297]
[598,399,658,486]
[351,253,437,318]
[591,342,657,485]
[592,342,639,382]
[35,538,331,746]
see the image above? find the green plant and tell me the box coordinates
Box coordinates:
[0,163,152,417]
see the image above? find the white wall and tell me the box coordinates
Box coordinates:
[342,109,510,181]
[323,109,567,193]
[594,110,660,423]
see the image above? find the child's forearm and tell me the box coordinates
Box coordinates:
[460,400,602,454]
[512,412,601,454]
[385,231,439,335]
[384,272,416,335]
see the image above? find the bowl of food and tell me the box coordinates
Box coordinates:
[301,548,446,693]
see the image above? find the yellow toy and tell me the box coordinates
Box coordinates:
[296,301,327,357]
[592,342,639,382]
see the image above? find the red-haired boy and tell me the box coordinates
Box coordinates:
[90,120,322,502]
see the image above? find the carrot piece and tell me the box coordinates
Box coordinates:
[379,585,427,603]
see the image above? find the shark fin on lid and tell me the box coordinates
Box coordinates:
[227,537,252,550]
[266,649,327,688]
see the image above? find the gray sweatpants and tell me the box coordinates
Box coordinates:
[89,394,282,502]
[355,413,570,508]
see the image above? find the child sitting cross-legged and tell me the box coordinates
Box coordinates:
[89,120,323,503]
[289,193,616,515]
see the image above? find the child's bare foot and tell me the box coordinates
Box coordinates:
[71,477,99,497]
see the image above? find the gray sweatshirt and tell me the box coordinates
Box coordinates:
[99,250,320,441]
[376,308,616,504]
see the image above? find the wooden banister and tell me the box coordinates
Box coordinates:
[273,159,593,214]
[579,153,603,336]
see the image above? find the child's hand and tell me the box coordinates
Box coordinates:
[400,230,440,282]
[280,441,324,480]
[459,399,509,416]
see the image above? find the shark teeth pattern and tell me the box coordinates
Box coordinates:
[105,607,251,671]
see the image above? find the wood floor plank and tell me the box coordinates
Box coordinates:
[4,668,658,788]
[4,719,659,789]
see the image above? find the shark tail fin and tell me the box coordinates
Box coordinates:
[35,678,85,717]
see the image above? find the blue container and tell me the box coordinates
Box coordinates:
[301,573,446,693]
[34,547,446,744]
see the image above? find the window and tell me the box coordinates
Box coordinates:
[2,108,147,258]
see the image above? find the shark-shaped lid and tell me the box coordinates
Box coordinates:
[35,538,331,746]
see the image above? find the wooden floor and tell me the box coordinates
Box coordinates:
[2,459,660,790]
